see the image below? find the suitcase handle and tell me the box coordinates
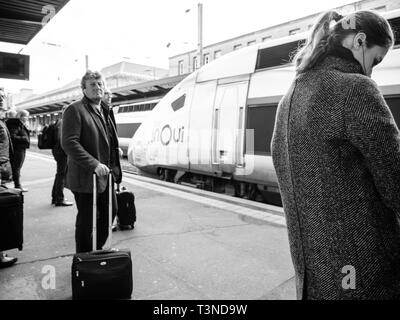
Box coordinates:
[92,173,113,251]
[89,248,120,255]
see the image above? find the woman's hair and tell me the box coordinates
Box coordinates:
[293,10,394,73]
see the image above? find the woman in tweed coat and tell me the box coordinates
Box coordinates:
[271,10,399,299]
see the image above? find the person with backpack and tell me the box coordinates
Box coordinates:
[51,117,73,207]
[6,110,30,192]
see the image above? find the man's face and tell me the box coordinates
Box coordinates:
[104,92,112,104]
[20,115,29,124]
[84,78,104,101]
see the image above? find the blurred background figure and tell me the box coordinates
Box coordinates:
[51,108,73,207]
[102,88,123,232]
[103,89,112,106]
[6,110,30,192]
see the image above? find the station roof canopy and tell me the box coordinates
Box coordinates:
[16,74,187,115]
[0,0,70,45]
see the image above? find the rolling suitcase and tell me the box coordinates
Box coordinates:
[116,185,136,229]
[0,185,24,252]
[71,174,133,300]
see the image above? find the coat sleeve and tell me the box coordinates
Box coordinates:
[344,77,400,213]
[61,105,99,172]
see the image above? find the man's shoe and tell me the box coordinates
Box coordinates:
[0,254,18,268]
[16,187,28,192]
[112,224,118,232]
[55,200,73,207]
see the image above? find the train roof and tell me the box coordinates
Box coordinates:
[193,8,400,84]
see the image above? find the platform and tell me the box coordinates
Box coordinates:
[0,151,295,300]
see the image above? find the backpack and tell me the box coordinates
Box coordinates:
[37,122,57,149]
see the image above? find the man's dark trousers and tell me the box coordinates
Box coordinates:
[73,181,118,253]
[11,148,26,188]
[51,149,67,204]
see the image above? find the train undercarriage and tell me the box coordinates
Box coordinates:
[155,167,282,207]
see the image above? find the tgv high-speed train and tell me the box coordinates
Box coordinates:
[114,98,160,156]
[128,9,400,204]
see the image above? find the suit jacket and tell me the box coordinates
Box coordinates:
[61,96,122,194]
[271,46,400,299]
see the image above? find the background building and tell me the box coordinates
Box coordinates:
[169,0,400,76]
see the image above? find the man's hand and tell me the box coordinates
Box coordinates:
[118,148,123,158]
[94,163,110,176]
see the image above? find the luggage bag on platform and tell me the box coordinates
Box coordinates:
[116,185,136,229]
[71,174,133,300]
[0,185,24,252]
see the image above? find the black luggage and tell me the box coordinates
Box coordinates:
[0,185,24,252]
[116,185,136,229]
[71,174,133,300]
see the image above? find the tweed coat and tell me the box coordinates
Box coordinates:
[0,119,13,181]
[271,46,400,300]
[61,96,122,194]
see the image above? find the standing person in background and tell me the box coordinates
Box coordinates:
[271,10,399,299]
[0,91,18,268]
[102,89,123,232]
[62,71,122,253]
[6,110,30,192]
[51,113,73,207]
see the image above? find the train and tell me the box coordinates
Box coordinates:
[126,9,400,205]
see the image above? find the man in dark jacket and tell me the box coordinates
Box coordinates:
[6,110,30,192]
[51,118,73,207]
[62,70,122,253]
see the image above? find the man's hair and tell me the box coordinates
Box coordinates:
[80,70,105,90]
[17,110,29,118]
[7,110,17,118]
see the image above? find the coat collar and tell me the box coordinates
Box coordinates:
[317,45,365,76]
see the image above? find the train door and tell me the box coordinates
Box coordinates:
[212,81,248,174]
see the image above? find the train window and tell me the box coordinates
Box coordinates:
[388,16,400,46]
[128,105,134,112]
[246,104,278,155]
[116,123,142,139]
[256,39,305,70]
[171,94,186,112]
[385,97,400,127]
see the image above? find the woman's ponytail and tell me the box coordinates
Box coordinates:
[293,11,343,73]
[293,9,394,73]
